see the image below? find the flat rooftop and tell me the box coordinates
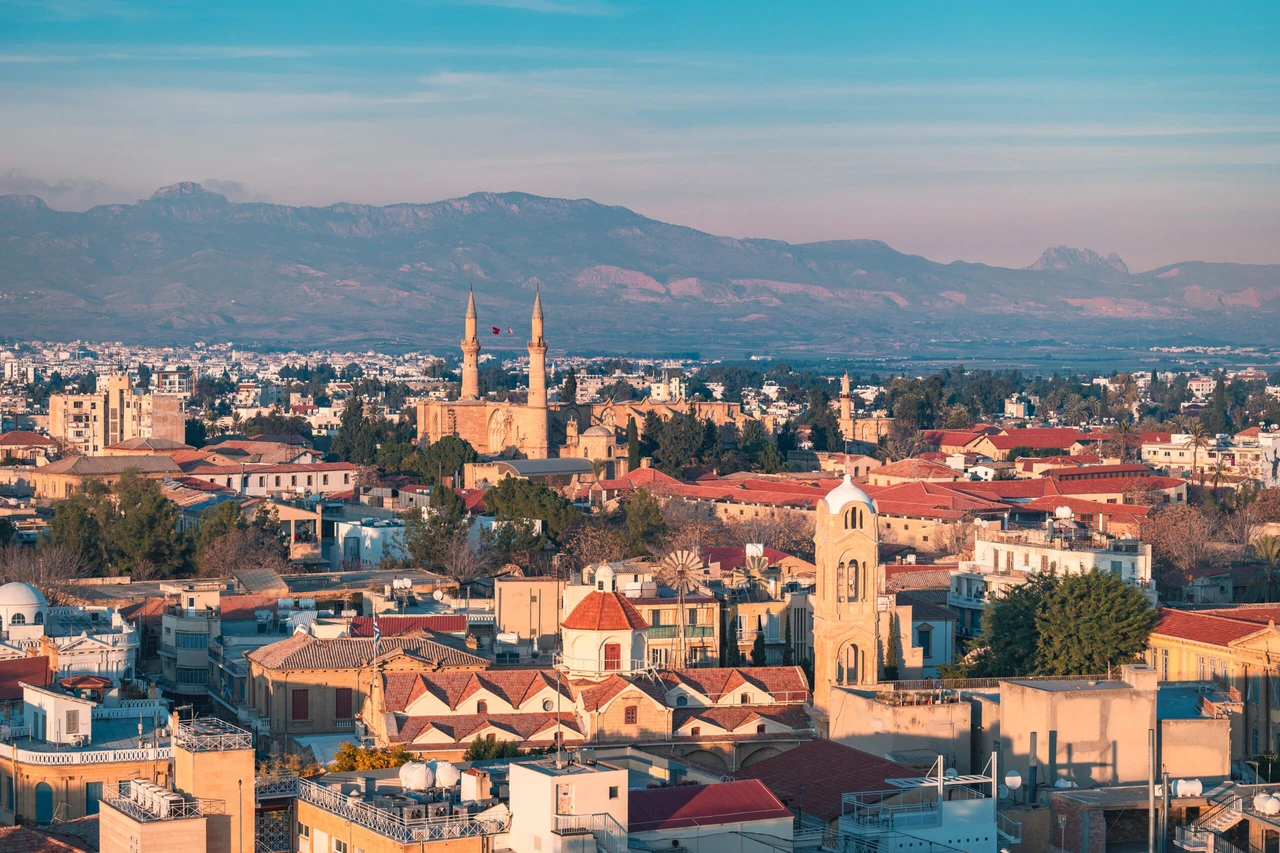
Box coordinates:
[15,715,167,753]
[1004,679,1131,693]
[1158,686,1210,720]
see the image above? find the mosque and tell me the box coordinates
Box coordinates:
[415,289,753,463]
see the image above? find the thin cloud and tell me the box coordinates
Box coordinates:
[438,0,620,15]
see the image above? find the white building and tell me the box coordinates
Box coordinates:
[0,582,139,683]
[334,517,408,569]
[507,757,630,853]
[559,567,649,678]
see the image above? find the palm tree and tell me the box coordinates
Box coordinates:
[229,410,243,435]
[1246,536,1280,603]
[1209,458,1231,493]
[203,407,222,438]
[1255,535,1280,569]
[1186,422,1211,483]
[1109,417,1136,463]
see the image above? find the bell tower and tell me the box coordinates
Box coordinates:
[460,287,481,401]
[811,474,883,737]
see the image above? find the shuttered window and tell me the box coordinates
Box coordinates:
[604,643,621,671]
[335,688,353,720]
[291,688,309,721]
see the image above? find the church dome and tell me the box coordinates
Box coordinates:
[582,425,611,437]
[0,582,46,607]
[823,474,877,515]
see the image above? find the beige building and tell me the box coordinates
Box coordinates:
[30,454,182,499]
[494,575,562,660]
[49,375,185,456]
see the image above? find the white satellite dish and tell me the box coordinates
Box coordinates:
[1004,771,1023,789]
[1055,506,1074,519]
[432,590,444,601]
[998,784,1010,799]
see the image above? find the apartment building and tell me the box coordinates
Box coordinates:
[49,375,185,455]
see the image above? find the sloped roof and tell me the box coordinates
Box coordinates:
[390,713,583,745]
[731,739,916,821]
[38,455,182,476]
[381,669,570,713]
[0,430,56,447]
[574,673,668,712]
[246,632,487,671]
[561,591,649,631]
[0,826,95,853]
[873,458,961,480]
[349,615,467,637]
[105,437,193,451]
[0,655,50,702]
[671,704,811,733]
[657,666,810,704]
[1153,606,1280,648]
[629,779,791,833]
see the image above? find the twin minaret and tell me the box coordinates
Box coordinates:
[459,287,548,411]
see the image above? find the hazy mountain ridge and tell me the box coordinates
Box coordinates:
[0,184,1276,353]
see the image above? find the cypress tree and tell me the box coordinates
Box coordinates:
[627,416,641,471]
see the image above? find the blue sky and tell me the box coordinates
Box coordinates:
[1,0,1278,269]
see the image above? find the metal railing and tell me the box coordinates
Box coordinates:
[554,812,628,853]
[296,778,510,843]
[882,673,1121,692]
[174,718,253,752]
[0,741,171,766]
[254,775,301,800]
[102,785,210,822]
[649,625,716,639]
[841,791,942,833]
[996,810,1023,844]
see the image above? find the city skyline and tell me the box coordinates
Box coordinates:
[2,0,1278,269]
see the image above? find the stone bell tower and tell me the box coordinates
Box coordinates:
[811,474,883,737]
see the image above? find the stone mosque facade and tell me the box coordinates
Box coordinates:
[416,290,751,461]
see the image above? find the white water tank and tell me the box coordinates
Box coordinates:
[399,762,435,791]
[433,760,461,788]
[1173,779,1203,798]
[1263,796,1280,816]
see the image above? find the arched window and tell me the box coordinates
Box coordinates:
[676,695,688,707]
[836,562,846,602]
[10,613,24,626]
[847,561,859,601]
[740,692,749,705]
[756,724,766,734]
[476,700,488,714]
[691,726,701,736]
[624,705,638,725]
[838,643,861,685]
[34,612,44,625]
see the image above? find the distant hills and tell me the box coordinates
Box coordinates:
[0,182,1276,355]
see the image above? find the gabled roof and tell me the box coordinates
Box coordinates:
[670,705,810,734]
[381,669,571,713]
[862,481,1008,520]
[0,826,95,853]
[629,779,791,833]
[391,713,583,745]
[105,437,193,452]
[561,591,649,631]
[731,739,917,822]
[657,666,810,704]
[574,673,667,712]
[873,458,961,480]
[1153,606,1280,649]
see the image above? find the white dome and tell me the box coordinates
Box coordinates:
[0,582,46,607]
[824,474,876,515]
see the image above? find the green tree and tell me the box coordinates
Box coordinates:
[622,488,665,556]
[970,574,1055,677]
[0,518,15,547]
[407,436,481,486]
[184,418,207,449]
[1034,572,1155,675]
[1200,377,1232,435]
[107,471,192,577]
[330,743,413,771]
[193,500,248,554]
[482,477,578,542]
[750,621,767,666]
[883,612,901,681]
[44,479,111,571]
[398,486,470,569]
[781,611,794,666]
[562,367,578,404]
[626,416,641,471]
[464,734,526,761]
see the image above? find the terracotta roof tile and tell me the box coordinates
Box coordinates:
[561,591,650,631]
[246,633,487,671]
[349,615,467,636]
[629,779,791,832]
[0,656,50,701]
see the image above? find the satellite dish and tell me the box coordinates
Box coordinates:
[432,590,444,602]
[944,768,959,779]
[1004,771,1023,789]
[998,784,1010,799]
[1055,506,1074,519]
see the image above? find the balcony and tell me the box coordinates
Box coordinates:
[649,625,716,640]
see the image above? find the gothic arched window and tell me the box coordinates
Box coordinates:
[836,562,846,602]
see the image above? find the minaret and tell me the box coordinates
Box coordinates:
[839,371,854,444]
[526,288,550,458]
[460,288,481,400]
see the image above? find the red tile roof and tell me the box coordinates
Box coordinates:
[0,826,95,853]
[873,458,961,480]
[349,615,467,636]
[700,546,792,572]
[561,591,649,631]
[731,739,916,821]
[628,779,791,832]
[657,667,810,705]
[862,481,1008,520]
[0,430,56,447]
[381,669,571,713]
[1151,606,1280,648]
[391,712,583,746]
[1044,463,1155,480]
[0,656,50,702]
[1020,496,1152,518]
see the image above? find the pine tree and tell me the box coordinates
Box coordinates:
[782,611,794,666]
[562,367,578,404]
[750,625,767,667]
[883,612,901,681]
[627,416,641,471]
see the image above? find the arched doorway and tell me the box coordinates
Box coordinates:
[35,781,54,823]
[837,643,861,686]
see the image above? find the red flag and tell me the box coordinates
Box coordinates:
[491,326,500,335]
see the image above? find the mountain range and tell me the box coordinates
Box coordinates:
[1,182,1276,356]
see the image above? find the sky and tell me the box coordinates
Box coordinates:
[1,0,1278,271]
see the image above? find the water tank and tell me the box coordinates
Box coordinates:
[1174,779,1204,798]
[433,761,461,789]
[399,762,435,791]
[1263,796,1280,816]
[1255,793,1275,812]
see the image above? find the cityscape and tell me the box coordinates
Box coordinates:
[2,2,1280,853]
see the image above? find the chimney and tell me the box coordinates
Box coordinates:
[640,457,652,469]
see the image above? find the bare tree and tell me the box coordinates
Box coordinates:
[657,499,729,553]
[197,527,289,579]
[560,520,627,572]
[441,535,493,613]
[0,544,91,605]
[1143,505,1220,596]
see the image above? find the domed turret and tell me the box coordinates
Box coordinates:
[823,474,877,515]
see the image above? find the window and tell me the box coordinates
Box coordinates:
[299,824,310,839]
[65,709,79,735]
[1161,648,1169,681]
[259,476,265,487]
[756,724,767,734]
[603,643,621,671]
[609,786,619,800]
[476,700,488,714]
[177,667,206,684]
[334,841,348,853]
[543,699,554,712]
[918,627,933,659]
[10,613,23,626]
[291,475,297,486]
[335,687,353,720]
[1197,656,1206,680]
[344,474,350,484]
[292,688,310,720]
[688,608,697,626]
[676,695,688,707]
[740,692,749,704]
[323,474,329,485]
[176,631,207,649]
[690,726,701,736]
[275,476,281,487]
[624,706,638,725]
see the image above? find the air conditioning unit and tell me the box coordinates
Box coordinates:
[402,805,427,822]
